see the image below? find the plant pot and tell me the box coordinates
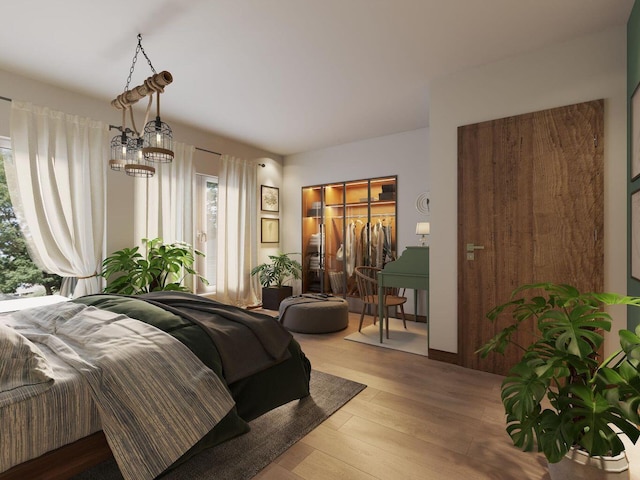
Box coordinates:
[261,286,293,311]
[548,447,629,480]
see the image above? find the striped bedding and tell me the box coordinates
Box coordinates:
[1,302,236,480]
[0,321,102,473]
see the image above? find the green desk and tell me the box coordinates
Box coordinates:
[377,246,429,344]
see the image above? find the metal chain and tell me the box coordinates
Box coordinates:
[138,35,157,76]
[123,33,157,93]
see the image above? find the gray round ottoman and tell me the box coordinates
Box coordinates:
[278,294,349,333]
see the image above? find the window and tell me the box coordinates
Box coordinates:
[0,138,61,299]
[195,174,218,293]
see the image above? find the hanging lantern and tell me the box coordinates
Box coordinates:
[142,97,174,163]
[124,136,155,178]
[109,132,128,171]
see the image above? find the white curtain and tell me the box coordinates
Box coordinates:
[134,142,195,244]
[7,101,108,297]
[133,142,196,290]
[216,155,259,307]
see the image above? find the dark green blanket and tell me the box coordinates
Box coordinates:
[139,291,294,384]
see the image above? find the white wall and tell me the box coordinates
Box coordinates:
[0,68,283,257]
[282,128,430,314]
[429,26,628,355]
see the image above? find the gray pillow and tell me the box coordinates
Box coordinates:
[0,323,53,392]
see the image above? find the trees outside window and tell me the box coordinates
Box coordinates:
[0,147,61,297]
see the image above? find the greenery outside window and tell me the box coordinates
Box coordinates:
[0,138,61,299]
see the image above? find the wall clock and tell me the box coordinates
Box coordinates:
[415,191,430,215]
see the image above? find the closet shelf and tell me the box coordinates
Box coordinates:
[325,200,396,208]
[305,212,396,220]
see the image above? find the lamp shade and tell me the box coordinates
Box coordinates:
[142,116,174,163]
[416,222,430,235]
[109,133,128,171]
[125,137,155,178]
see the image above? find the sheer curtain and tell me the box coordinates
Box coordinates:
[134,142,195,244]
[7,101,108,297]
[216,155,259,307]
[134,142,196,290]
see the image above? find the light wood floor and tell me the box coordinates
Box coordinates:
[254,312,549,480]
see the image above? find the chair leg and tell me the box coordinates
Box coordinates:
[385,307,390,339]
[358,305,367,332]
[399,304,407,329]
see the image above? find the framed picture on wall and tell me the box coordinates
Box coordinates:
[261,185,279,212]
[261,218,279,243]
[632,189,640,281]
[633,83,640,180]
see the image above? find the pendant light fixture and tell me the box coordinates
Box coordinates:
[109,34,174,177]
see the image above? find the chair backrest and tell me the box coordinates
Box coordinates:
[354,266,381,303]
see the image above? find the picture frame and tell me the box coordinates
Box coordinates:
[261,218,279,243]
[633,82,640,181]
[261,185,279,212]
[633,189,640,281]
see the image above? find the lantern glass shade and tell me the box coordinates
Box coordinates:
[109,134,128,171]
[142,117,174,163]
[125,137,155,178]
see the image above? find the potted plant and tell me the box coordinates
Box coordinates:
[250,252,302,310]
[101,237,207,294]
[477,282,640,479]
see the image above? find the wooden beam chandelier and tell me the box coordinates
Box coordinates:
[109,34,174,178]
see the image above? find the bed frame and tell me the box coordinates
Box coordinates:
[0,433,112,480]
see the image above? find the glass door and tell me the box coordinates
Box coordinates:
[302,185,323,292]
[323,182,345,294]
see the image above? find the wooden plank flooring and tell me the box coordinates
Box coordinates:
[254,312,548,480]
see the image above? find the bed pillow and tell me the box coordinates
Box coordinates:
[0,323,53,392]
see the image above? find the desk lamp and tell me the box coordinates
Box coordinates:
[416,222,430,246]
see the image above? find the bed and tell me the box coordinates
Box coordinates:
[0,292,311,480]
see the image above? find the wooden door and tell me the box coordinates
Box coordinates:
[458,100,604,375]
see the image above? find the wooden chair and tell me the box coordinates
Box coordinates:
[354,266,407,339]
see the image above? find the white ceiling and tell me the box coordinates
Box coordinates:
[0,0,634,156]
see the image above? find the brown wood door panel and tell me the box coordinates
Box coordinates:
[458,100,604,375]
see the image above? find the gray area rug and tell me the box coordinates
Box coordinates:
[72,370,365,480]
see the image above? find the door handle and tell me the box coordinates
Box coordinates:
[466,243,484,261]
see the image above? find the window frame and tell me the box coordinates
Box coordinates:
[195,173,218,294]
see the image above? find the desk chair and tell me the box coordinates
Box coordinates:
[354,266,407,339]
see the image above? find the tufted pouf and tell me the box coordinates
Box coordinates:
[278,294,349,333]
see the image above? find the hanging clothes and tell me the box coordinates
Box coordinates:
[370,221,378,267]
[346,221,356,276]
[374,220,384,267]
[382,223,393,264]
[359,222,370,267]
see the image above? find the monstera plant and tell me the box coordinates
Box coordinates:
[477,283,640,478]
[101,237,207,294]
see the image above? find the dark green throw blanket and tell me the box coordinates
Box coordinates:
[139,291,293,384]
